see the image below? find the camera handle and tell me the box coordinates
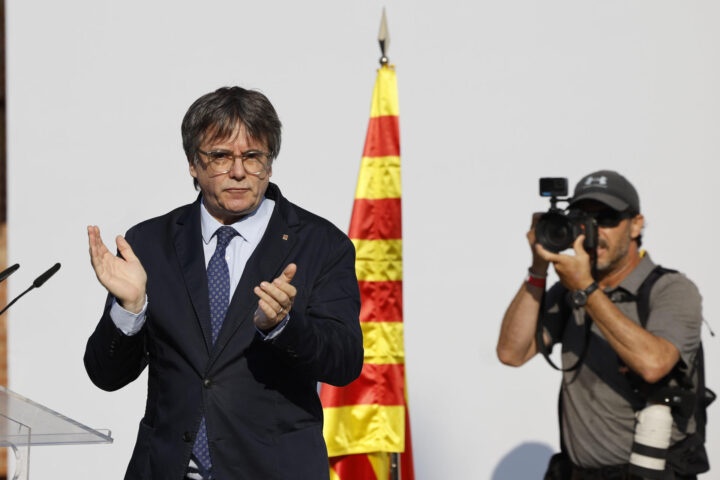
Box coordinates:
[547,195,568,211]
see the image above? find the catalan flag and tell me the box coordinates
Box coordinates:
[320,64,414,480]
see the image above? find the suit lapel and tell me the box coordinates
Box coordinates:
[173,199,213,352]
[210,189,298,364]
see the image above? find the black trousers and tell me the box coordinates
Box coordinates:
[571,465,696,480]
[544,453,697,480]
[570,463,642,480]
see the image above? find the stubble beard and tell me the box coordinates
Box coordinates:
[595,225,632,275]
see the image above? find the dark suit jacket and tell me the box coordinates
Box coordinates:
[84,184,363,480]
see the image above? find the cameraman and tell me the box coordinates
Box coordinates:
[497,170,704,480]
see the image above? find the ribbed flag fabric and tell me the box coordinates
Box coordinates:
[320,64,415,480]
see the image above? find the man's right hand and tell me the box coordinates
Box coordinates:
[527,212,550,276]
[88,226,147,314]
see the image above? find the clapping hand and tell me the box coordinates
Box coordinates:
[253,263,297,331]
[88,225,147,313]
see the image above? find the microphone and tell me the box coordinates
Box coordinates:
[0,264,19,283]
[0,263,62,316]
[33,263,61,288]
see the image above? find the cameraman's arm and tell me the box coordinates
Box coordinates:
[497,281,547,366]
[584,292,679,383]
[497,213,551,366]
[536,235,680,383]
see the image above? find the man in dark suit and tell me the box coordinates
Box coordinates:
[85,87,363,480]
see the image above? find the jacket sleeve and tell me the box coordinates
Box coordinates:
[84,296,149,391]
[83,228,149,391]
[268,233,363,386]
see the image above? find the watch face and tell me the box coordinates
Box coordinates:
[571,290,588,307]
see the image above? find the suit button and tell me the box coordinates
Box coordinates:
[203,378,212,388]
[182,431,193,442]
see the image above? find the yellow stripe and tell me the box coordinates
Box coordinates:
[352,238,402,263]
[329,453,389,480]
[354,156,401,200]
[368,452,391,479]
[323,405,405,456]
[370,66,399,117]
[362,322,404,365]
[352,239,403,282]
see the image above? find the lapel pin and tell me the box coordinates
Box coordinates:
[282,234,289,241]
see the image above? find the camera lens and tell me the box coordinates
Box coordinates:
[536,211,574,252]
[546,223,570,244]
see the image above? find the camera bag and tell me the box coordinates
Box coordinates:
[537,265,714,478]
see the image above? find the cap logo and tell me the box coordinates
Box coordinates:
[584,175,607,188]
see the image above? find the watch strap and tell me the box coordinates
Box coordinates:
[583,281,598,297]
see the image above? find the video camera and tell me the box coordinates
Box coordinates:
[536,178,598,253]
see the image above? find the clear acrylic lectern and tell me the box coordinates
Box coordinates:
[0,385,112,479]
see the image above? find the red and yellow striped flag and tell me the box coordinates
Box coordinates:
[320,64,414,480]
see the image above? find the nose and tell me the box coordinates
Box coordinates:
[228,155,247,180]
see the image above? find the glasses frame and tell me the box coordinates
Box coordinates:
[195,148,271,179]
[587,209,635,228]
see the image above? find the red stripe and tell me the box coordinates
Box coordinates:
[330,454,378,479]
[320,363,405,407]
[359,281,403,323]
[362,116,400,157]
[349,198,402,240]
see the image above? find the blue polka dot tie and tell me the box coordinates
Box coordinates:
[192,226,238,478]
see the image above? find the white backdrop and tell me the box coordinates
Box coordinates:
[5,1,720,478]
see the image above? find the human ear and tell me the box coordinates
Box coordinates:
[630,214,644,240]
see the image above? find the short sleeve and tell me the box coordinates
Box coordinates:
[646,273,703,370]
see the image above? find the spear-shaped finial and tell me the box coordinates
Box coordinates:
[378,8,390,66]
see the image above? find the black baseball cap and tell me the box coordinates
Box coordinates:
[569,170,640,213]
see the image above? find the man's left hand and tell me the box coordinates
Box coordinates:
[253,263,297,331]
[536,234,594,290]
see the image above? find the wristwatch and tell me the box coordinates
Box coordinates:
[570,282,598,307]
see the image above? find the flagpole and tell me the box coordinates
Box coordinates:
[321,7,413,478]
[378,8,390,67]
[378,8,401,480]
[390,452,400,480]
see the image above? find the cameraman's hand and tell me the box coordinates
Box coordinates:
[527,212,549,276]
[536,234,594,290]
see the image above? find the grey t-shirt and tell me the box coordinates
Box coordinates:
[543,254,703,468]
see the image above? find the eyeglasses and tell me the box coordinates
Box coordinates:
[195,149,271,179]
[589,209,634,228]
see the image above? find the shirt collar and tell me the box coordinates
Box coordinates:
[610,252,656,295]
[200,197,275,246]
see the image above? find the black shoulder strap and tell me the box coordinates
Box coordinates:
[636,265,677,328]
[633,265,698,388]
[536,288,592,372]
